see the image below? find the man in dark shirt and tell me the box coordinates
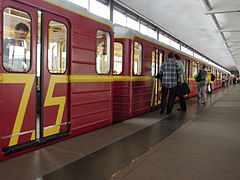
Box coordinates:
[158,52,182,114]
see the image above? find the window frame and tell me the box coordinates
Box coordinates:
[47,19,68,74]
[113,41,123,75]
[133,41,143,76]
[192,61,198,77]
[95,28,112,75]
[2,6,32,73]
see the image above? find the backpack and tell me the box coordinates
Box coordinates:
[211,74,215,81]
[195,71,204,82]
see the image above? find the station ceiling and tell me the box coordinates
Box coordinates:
[116,0,240,74]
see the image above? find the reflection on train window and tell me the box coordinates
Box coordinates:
[192,61,198,77]
[113,42,123,75]
[151,49,162,76]
[152,50,156,76]
[134,42,142,75]
[3,7,31,72]
[96,29,111,74]
[48,20,67,74]
[184,59,190,81]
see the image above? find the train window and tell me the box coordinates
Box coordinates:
[192,61,198,77]
[152,50,156,76]
[96,29,111,74]
[184,59,190,81]
[152,49,160,76]
[134,42,142,75]
[2,7,31,72]
[113,42,123,75]
[48,20,67,74]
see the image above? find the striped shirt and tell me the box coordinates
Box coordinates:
[160,59,182,88]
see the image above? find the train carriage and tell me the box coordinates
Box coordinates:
[112,25,229,122]
[0,0,231,162]
[0,0,114,161]
[113,25,164,121]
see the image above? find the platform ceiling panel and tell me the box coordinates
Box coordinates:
[116,0,240,72]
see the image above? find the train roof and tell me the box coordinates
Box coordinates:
[43,0,113,28]
[114,24,229,74]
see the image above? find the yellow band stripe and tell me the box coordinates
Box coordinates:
[70,75,154,82]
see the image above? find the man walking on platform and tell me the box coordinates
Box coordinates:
[157,52,182,114]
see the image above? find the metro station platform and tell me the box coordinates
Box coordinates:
[0,84,240,180]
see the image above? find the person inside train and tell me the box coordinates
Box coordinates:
[174,54,186,112]
[3,23,29,72]
[157,51,182,115]
[196,64,207,104]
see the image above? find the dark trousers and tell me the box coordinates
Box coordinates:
[176,91,186,110]
[161,86,178,113]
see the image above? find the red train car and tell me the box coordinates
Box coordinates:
[113,26,164,121]
[112,25,228,122]
[0,0,114,161]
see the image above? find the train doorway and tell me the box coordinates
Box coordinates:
[184,59,190,85]
[37,11,70,140]
[151,49,163,108]
[1,1,38,155]
[1,1,70,156]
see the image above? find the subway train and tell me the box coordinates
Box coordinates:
[0,0,229,161]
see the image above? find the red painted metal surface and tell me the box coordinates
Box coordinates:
[113,38,131,121]
[0,0,113,161]
[0,0,37,160]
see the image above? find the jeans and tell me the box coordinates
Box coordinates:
[197,83,207,102]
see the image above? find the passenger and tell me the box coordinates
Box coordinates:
[3,23,29,72]
[196,64,207,104]
[222,75,226,87]
[226,74,230,88]
[206,68,213,94]
[233,76,236,85]
[157,51,182,115]
[174,54,186,112]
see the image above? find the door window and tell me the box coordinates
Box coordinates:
[134,42,142,75]
[192,61,198,77]
[113,42,123,75]
[48,20,67,74]
[96,29,111,74]
[2,7,31,72]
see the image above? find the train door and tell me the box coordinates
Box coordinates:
[0,2,70,156]
[0,1,38,154]
[151,49,163,107]
[184,59,190,85]
[40,12,70,139]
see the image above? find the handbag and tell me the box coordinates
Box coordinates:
[208,84,211,92]
[156,72,163,82]
[177,82,191,95]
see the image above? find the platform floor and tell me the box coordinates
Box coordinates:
[0,84,240,180]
